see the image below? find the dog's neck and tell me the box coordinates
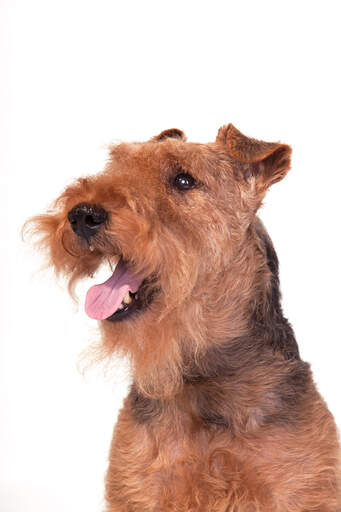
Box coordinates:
[182,218,300,379]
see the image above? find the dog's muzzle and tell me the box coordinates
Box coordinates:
[67,203,108,241]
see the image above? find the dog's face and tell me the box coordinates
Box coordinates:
[27,125,291,395]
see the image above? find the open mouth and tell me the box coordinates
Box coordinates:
[85,258,154,322]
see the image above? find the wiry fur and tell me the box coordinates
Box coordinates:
[26,124,341,510]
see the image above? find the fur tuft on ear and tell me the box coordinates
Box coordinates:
[153,128,187,142]
[216,124,292,190]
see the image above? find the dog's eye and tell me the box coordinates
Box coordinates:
[173,172,196,191]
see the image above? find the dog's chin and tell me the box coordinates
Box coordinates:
[105,279,157,322]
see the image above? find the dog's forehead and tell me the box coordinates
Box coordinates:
[109,138,230,173]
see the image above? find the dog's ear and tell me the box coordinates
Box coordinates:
[216,124,292,191]
[153,128,187,142]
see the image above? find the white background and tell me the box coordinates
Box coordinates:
[1,1,341,511]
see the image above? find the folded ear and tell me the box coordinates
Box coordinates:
[216,124,292,191]
[153,128,187,142]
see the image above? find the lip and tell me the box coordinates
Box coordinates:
[105,290,141,321]
[105,280,157,322]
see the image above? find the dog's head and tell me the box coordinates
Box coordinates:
[26,125,291,395]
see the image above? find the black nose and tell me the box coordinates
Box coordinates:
[67,203,108,240]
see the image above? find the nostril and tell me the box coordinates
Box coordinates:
[85,213,106,228]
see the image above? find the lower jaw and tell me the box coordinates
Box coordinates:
[106,298,141,322]
[105,281,158,322]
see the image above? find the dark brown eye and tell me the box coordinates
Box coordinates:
[173,172,196,191]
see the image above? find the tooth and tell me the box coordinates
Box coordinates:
[89,245,94,252]
[118,304,124,310]
[123,292,132,304]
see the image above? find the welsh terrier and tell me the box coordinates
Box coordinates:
[28,125,341,510]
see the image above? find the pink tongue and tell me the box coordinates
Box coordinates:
[85,259,143,320]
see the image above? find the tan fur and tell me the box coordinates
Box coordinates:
[25,125,341,510]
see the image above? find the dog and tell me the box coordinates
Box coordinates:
[27,125,341,510]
